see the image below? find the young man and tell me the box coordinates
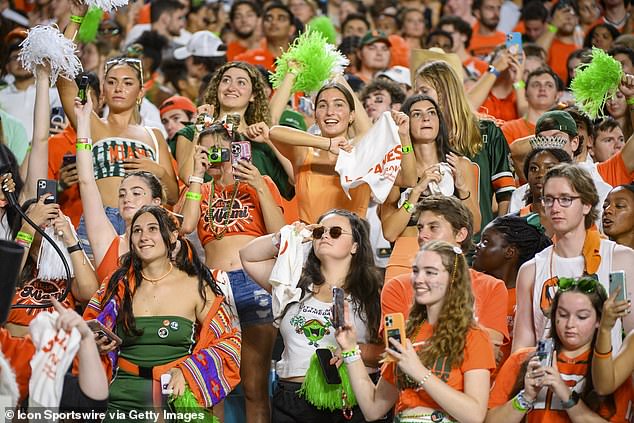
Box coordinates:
[360,78,406,122]
[340,12,370,38]
[502,67,563,146]
[439,15,489,77]
[521,1,549,42]
[353,30,392,83]
[381,195,509,362]
[234,2,300,72]
[512,163,634,353]
[469,0,506,58]
[159,95,197,157]
[124,0,189,55]
[174,30,226,80]
[226,0,262,61]
[592,118,626,163]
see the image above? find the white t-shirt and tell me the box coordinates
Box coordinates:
[0,81,61,140]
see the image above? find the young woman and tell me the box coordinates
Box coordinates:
[58,3,178,210]
[380,94,480,281]
[175,61,294,201]
[335,240,496,423]
[602,184,634,249]
[84,205,241,419]
[591,277,633,396]
[180,122,285,423]
[487,277,633,422]
[239,209,383,422]
[473,215,552,364]
[583,23,620,51]
[400,8,427,50]
[414,60,516,231]
[605,89,633,141]
[269,79,415,224]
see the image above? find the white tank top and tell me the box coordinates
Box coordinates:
[532,239,622,353]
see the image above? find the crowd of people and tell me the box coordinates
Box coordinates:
[0,0,634,422]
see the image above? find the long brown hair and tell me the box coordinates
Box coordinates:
[398,240,475,389]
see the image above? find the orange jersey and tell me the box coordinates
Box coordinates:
[8,277,76,327]
[547,39,580,84]
[382,323,495,415]
[597,151,634,187]
[502,118,535,146]
[197,176,282,245]
[388,34,410,68]
[0,328,35,401]
[380,269,509,341]
[499,286,516,366]
[234,40,276,72]
[226,41,249,61]
[468,22,506,57]
[480,89,518,122]
[464,56,490,77]
[489,348,634,422]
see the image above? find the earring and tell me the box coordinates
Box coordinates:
[136,97,142,106]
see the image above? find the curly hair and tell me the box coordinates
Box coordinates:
[203,62,271,126]
[103,206,223,336]
[292,209,382,342]
[398,240,475,388]
[487,215,552,269]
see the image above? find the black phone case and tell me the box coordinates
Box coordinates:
[37,179,58,204]
[316,349,341,384]
[332,287,345,329]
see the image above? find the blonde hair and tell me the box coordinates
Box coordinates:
[416,61,482,157]
[397,240,475,388]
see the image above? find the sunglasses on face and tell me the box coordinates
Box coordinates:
[557,276,599,294]
[312,226,352,240]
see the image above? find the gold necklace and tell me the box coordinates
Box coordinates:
[209,178,240,240]
[141,262,173,284]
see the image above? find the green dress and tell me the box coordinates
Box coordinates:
[105,316,195,421]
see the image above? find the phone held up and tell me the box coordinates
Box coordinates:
[331,287,345,329]
[384,312,405,362]
[37,179,58,204]
[609,271,628,303]
[77,75,89,105]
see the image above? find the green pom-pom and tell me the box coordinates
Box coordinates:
[307,16,337,45]
[77,7,103,44]
[169,387,218,423]
[297,352,358,411]
[570,47,623,119]
[270,29,339,94]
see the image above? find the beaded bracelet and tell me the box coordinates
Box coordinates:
[16,231,34,245]
[185,191,202,201]
[76,143,92,151]
[342,346,361,364]
[402,145,413,155]
[414,369,433,391]
[70,14,84,24]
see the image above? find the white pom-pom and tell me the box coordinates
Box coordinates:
[18,25,82,84]
[85,0,128,11]
[325,43,349,77]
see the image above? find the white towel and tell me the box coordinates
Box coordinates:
[335,112,402,204]
[28,311,81,408]
[268,225,312,324]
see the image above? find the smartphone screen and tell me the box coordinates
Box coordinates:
[315,348,341,384]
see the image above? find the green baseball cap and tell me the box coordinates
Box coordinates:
[359,30,391,48]
[279,110,307,132]
[535,110,578,137]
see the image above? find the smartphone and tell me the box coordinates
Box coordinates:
[536,338,554,368]
[298,96,313,116]
[506,32,523,63]
[87,319,123,346]
[315,348,341,384]
[62,154,76,167]
[51,106,65,126]
[609,271,628,302]
[384,312,406,351]
[230,141,252,166]
[160,373,173,395]
[37,179,58,204]
[77,75,89,104]
[332,287,345,329]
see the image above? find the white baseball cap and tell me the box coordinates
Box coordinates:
[377,66,412,88]
[174,31,226,60]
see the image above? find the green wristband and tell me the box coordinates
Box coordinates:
[402,145,413,155]
[402,200,415,214]
[186,191,202,201]
[16,231,34,244]
[70,14,84,24]
[76,143,92,151]
[547,24,558,33]
[513,80,526,90]
[627,97,634,106]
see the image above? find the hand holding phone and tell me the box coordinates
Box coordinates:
[77,75,89,104]
[87,319,123,346]
[384,313,406,362]
[332,287,345,329]
[37,179,58,204]
[161,373,173,395]
[536,338,554,368]
[609,271,628,302]
[315,348,342,384]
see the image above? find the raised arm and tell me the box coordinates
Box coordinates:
[22,65,52,202]
[179,145,205,235]
[268,68,296,125]
[238,234,279,291]
[512,261,537,352]
[335,74,372,136]
[391,111,416,188]
[620,74,634,174]
[467,51,511,111]
[74,95,118,266]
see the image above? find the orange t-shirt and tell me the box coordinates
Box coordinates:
[197,176,282,245]
[380,269,509,341]
[295,148,370,224]
[8,277,76,327]
[468,22,506,57]
[226,41,249,62]
[547,39,580,84]
[382,323,496,415]
[502,118,536,146]
[48,126,83,227]
[464,55,489,77]
[480,89,518,122]
[0,328,35,401]
[137,3,151,24]
[597,151,634,187]
[489,348,634,422]
[499,286,516,366]
[234,39,276,72]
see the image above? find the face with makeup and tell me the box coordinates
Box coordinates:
[118,176,162,221]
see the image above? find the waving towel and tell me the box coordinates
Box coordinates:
[335,112,402,203]
[28,311,81,408]
[269,225,312,323]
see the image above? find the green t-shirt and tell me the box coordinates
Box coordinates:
[175,125,295,200]
[0,109,29,165]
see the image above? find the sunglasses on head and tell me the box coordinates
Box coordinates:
[104,57,144,84]
[312,226,352,240]
[557,276,599,294]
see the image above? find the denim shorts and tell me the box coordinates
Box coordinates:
[77,206,127,259]
[227,269,273,327]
